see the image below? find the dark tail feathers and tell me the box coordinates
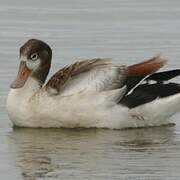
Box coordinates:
[147,69,180,82]
[120,69,180,108]
[125,69,180,94]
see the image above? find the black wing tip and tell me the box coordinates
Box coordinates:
[120,82,180,108]
[147,69,180,82]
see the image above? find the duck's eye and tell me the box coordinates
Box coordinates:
[30,53,38,61]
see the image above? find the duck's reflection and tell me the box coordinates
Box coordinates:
[8,126,178,179]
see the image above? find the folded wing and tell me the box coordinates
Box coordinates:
[45,55,167,97]
[120,69,180,108]
[45,58,128,96]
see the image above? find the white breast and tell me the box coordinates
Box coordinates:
[6,78,41,127]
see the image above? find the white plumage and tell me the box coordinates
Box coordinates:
[6,77,180,129]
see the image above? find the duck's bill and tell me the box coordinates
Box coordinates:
[11,61,31,89]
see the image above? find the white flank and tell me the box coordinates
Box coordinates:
[6,76,180,129]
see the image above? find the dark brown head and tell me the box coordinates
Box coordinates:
[11,39,52,88]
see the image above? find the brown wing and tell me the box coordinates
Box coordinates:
[124,55,168,94]
[128,54,167,77]
[45,55,167,95]
[45,58,112,93]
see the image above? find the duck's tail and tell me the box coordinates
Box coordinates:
[120,81,180,108]
[119,67,180,127]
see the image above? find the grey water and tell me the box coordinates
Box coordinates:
[0,0,180,179]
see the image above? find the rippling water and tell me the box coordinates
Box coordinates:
[0,0,180,179]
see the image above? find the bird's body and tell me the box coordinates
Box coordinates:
[6,39,180,129]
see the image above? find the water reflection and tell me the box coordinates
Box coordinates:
[7,126,180,179]
[0,0,180,179]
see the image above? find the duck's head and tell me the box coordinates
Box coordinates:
[11,39,52,89]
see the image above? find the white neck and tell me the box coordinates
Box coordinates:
[6,77,42,126]
[9,77,41,99]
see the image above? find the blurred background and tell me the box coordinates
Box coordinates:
[0,0,180,179]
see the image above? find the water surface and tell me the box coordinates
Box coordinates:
[0,0,180,179]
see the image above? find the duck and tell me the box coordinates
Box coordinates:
[6,39,180,129]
